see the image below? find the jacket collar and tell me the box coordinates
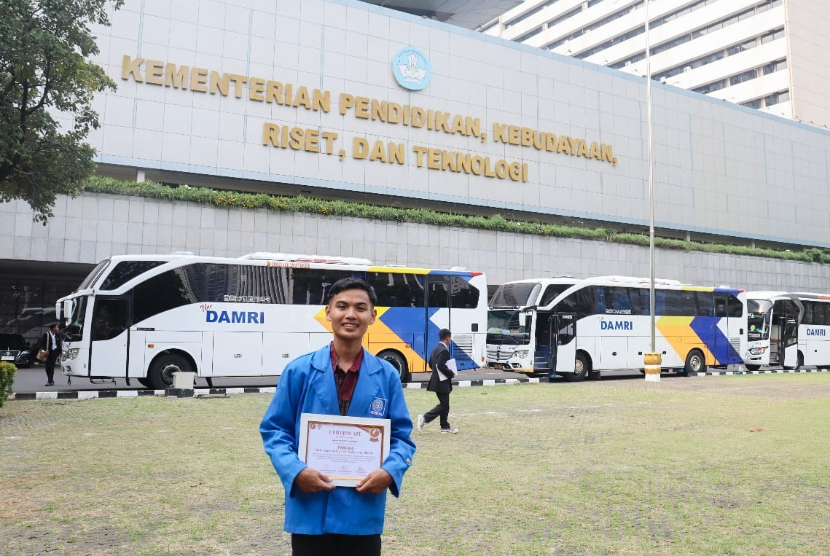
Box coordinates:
[309,344,383,417]
[309,343,382,376]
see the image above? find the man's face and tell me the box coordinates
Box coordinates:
[325,288,376,341]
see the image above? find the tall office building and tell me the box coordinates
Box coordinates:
[480,0,830,128]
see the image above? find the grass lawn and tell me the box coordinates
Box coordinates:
[2,374,829,555]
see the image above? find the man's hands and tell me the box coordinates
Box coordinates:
[355,468,393,494]
[294,467,393,494]
[295,468,335,492]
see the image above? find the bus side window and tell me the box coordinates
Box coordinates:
[715,298,727,317]
[540,286,560,307]
[290,269,356,305]
[132,269,199,323]
[697,292,714,317]
[577,287,595,317]
[661,290,686,316]
[91,298,130,341]
[594,286,607,314]
[608,287,632,314]
[536,311,551,347]
[451,277,479,309]
[427,279,450,308]
[727,294,743,317]
[630,288,649,315]
[556,293,577,313]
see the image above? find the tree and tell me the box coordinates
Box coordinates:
[0,0,123,223]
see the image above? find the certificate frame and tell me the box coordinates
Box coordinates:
[298,413,391,487]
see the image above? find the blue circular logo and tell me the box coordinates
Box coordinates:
[392,47,431,91]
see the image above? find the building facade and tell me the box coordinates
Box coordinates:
[481,0,830,127]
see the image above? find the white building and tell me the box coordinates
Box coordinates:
[480,0,830,128]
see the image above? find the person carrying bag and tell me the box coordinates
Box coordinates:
[39,323,62,386]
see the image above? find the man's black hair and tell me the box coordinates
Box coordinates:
[439,328,452,341]
[328,277,377,306]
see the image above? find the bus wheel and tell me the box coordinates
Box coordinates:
[147,353,191,390]
[744,365,761,372]
[682,349,706,375]
[378,351,410,383]
[563,353,590,382]
[136,377,151,388]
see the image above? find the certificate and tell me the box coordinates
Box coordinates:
[298,413,391,487]
[437,358,457,381]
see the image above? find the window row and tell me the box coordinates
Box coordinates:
[126,264,481,323]
[800,301,830,326]
[551,286,743,318]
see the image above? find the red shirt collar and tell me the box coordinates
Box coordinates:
[329,342,363,373]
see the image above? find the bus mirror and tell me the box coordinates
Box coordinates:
[63,299,74,325]
[518,312,527,327]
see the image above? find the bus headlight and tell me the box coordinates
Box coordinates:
[514,349,529,359]
[64,348,80,360]
[749,347,767,356]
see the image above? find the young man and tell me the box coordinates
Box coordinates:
[418,328,458,434]
[260,277,416,556]
[41,323,62,387]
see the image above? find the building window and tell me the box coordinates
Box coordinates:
[764,90,790,106]
[730,69,757,86]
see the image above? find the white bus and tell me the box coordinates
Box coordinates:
[745,291,830,371]
[56,252,488,389]
[486,276,747,380]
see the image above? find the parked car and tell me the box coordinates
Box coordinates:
[0,333,32,368]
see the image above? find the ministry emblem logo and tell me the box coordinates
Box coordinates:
[392,47,431,91]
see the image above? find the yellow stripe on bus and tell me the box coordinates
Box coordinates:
[368,266,430,274]
[656,316,717,364]
[313,307,428,372]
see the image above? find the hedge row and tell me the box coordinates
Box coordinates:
[0,362,15,408]
[83,176,830,265]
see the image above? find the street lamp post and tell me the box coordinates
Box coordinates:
[643,0,661,381]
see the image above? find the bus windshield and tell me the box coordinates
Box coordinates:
[747,299,772,341]
[63,296,88,342]
[487,309,531,345]
[77,259,110,291]
[490,282,541,307]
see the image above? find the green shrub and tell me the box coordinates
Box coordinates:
[82,176,830,266]
[0,361,16,408]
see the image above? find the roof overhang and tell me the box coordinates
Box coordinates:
[360,0,521,30]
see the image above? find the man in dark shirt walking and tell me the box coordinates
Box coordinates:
[417,328,458,434]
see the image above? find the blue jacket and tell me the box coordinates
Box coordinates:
[260,345,416,535]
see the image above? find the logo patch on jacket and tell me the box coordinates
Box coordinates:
[369,397,387,416]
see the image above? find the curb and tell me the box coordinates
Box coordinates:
[691,368,830,376]
[7,377,549,402]
[9,370,829,401]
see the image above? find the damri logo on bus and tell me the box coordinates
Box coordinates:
[202,305,266,324]
[599,318,634,331]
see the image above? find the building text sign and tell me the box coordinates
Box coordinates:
[121,55,618,183]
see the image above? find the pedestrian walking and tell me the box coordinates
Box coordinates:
[418,328,458,434]
[40,323,62,387]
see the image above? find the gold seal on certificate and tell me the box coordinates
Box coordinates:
[298,413,392,487]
